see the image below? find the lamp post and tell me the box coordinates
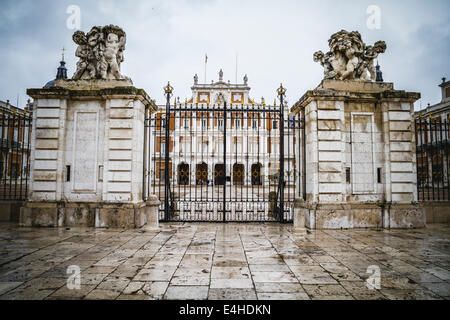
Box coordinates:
[220,95,227,222]
[164,82,173,220]
[277,84,286,222]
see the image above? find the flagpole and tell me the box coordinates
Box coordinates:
[204,54,208,84]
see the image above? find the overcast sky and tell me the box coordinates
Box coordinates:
[0,0,448,109]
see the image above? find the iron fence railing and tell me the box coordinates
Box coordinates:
[415,118,450,201]
[0,113,32,201]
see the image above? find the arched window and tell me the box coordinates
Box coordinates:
[196,162,208,185]
[214,164,225,186]
[178,163,190,185]
[233,163,244,185]
[251,163,262,186]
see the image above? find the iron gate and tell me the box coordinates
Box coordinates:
[144,84,302,222]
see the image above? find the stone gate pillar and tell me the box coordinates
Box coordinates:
[20,25,158,228]
[21,81,157,228]
[292,80,424,229]
[291,30,425,229]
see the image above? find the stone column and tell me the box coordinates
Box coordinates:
[145,194,160,229]
[21,80,158,228]
[291,80,425,229]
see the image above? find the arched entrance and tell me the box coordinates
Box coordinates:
[177,163,190,185]
[214,164,225,185]
[233,163,244,185]
[251,163,262,186]
[196,162,208,185]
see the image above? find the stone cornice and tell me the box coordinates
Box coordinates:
[291,85,420,114]
[27,86,158,112]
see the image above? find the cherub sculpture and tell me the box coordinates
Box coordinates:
[341,39,362,80]
[313,51,335,79]
[102,25,126,80]
[359,41,387,80]
[313,30,386,82]
[71,25,129,80]
[72,31,96,80]
[86,26,104,77]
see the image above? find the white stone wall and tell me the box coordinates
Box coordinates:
[383,101,418,203]
[29,98,66,202]
[103,98,145,203]
[298,98,417,205]
[64,100,105,202]
[29,95,147,205]
[317,101,346,203]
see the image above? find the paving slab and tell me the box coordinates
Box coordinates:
[0,222,448,300]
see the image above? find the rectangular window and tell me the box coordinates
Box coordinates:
[346,168,351,183]
[252,120,258,129]
[202,119,207,129]
[273,120,278,129]
[66,165,71,182]
[218,119,224,130]
[184,119,189,129]
[98,165,103,182]
[235,120,241,129]
[377,168,382,184]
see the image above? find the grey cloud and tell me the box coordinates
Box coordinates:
[0,0,448,109]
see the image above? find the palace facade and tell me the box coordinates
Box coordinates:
[150,70,297,189]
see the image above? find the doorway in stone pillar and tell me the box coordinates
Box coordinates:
[144,99,304,222]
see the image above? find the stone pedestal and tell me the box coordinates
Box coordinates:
[145,195,160,230]
[21,80,158,228]
[291,80,425,229]
[293,198,305,229]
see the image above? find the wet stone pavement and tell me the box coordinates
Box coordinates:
[0,223,449,300]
